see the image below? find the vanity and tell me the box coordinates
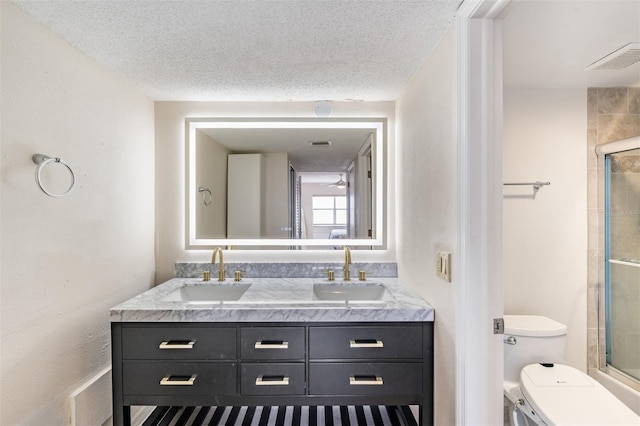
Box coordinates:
[110,275,434,425]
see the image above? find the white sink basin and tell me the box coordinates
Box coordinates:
[162,283,251,302]
[313,283,386,301]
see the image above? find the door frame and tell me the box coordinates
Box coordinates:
[455,0,510,423]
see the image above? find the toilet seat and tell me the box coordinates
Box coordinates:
[520,363,640,425]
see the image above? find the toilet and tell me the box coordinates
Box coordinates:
[503,315,639,426]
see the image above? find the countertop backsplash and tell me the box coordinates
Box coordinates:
[175,262,398,279]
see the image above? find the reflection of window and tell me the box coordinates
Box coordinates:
[312,196,346,225]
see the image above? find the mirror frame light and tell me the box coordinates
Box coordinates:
[185,117,387,249]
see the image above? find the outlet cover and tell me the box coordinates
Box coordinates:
[436,252,451,282]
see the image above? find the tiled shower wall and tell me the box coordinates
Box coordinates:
[587,87,640,379]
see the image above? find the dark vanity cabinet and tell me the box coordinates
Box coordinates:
[111,321,434,425]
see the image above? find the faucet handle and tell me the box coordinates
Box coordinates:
[322,269,335,281]
[202,271,211,281]
[358,270,370,281]
[234,270,245,282]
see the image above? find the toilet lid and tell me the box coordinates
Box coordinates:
[520,363,640,425]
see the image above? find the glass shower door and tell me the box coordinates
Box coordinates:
[605,148,640,382]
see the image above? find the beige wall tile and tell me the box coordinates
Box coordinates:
[597,87,629,114]
[597,114,640,144]
[587,129,598,171]
[587,326,599,369]
[629,87,640,114]
[587,248,599,286]
[588,88,598,129]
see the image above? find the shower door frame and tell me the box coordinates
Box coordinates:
[597,136,640,392]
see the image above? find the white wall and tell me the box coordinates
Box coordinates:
[503,89,588,370]
[195,131,228,239]
[155,102,396,282]
[264,152,290,239]
[227,154,265,238]
[0,3,156,424]
[395,24,457,425]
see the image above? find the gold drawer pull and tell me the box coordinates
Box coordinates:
[159,340,196,349]
[255,340,289,349]
[160,375,197,386]
[349,339,383,348]
[255,375,290,386]
[349,375,384,386]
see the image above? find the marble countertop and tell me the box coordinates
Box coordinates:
[110,277,434,323]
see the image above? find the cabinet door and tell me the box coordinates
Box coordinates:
[240,363,306,395]
[122,361,236,396]
[309,326,422,359]
[309,362,422,396]
[122,327,236,360]
[240,327,305,360]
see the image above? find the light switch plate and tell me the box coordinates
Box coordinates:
[436,252,451,282]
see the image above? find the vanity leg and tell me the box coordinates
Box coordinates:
[111,400,130,426]
[111,323,129,426]
[422,322,434,426]
[124,406,131,426]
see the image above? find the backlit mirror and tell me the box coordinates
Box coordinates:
[186,118,386,249]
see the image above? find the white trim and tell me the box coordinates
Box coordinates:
[609,259,640,268]
[69,366,112,426]
[456,0,510,424]
[595,135,640,156]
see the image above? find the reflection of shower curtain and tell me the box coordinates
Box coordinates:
[605,148,640,383]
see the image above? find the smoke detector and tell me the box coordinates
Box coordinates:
[586,42,640,70]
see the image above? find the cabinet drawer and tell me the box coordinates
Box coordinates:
[240,363,305,395]
[309,326,422,359]
[240,327,305,360]
[122,327,236,360]
[122,361,236,396]
[309,362,422,396]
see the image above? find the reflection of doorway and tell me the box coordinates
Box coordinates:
[347,161,356,238]
[298,173,347,241]
[355,134,373,241]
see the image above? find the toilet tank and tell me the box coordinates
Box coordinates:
[503,315,567,383]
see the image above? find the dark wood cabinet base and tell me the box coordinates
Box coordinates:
[112,322,433,426]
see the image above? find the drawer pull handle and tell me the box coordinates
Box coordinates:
[349,375,384,386]
[349,339,384,348]
[159,340,196,349]
[255,375,290,386]
[255,340,289,349]
[160,375,197,386]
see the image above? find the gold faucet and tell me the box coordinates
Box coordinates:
[343,246,351,281]
[211,247,225,281]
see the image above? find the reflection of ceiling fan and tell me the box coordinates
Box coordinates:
[329,174,347,189]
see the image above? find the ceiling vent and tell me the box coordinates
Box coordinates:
[309,141,332,147]
[586,42,640,70]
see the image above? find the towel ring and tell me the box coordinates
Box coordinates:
[198,186,212,206]
[32,154,76,197]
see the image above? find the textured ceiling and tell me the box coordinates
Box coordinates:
[13,0,461,101]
